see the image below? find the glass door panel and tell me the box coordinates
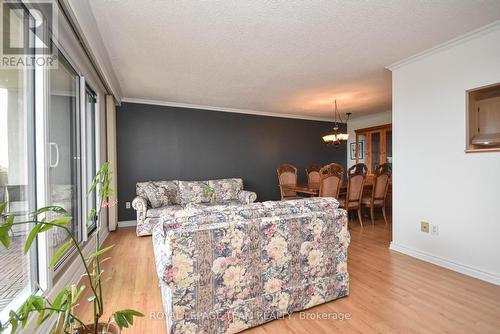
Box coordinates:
[47,50,80,268]
[386,130,392,167]
[0,0,37,314]
[371,132,380,172]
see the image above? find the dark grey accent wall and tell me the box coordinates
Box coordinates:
[116,102,346,221]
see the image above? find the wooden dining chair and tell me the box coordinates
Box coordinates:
[318,163,344,199]
[339,163,368,227]
[277,164,301,200]
[362,163,392,225]
[305,163,321,189]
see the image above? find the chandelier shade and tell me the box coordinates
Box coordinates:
[322,133,349,143]
[322,100,350,145]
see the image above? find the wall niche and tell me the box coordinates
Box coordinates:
[466,82,500,152]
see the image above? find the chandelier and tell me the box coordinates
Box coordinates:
[322,100,351,145]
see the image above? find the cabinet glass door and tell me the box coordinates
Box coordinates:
[371,132,380,173]
[386,130,392,167]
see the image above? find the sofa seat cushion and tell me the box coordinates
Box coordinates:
[147,205,184,218]
[178,181,209,205]
[208,178,243,203]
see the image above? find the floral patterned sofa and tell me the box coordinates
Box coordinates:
[152,197,350,334]
[132,178,257,236]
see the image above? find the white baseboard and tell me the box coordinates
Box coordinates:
[118,220,137,227]
[390,242,500,286]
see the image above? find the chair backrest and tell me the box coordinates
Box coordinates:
[318,163,344,198]
[371,163,392,205]
[277,164,298,198]
[347,163,367,207]
[305,163,321,188]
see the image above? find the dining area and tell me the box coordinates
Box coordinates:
[277,162,392,227]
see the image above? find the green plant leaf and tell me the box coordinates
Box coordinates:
[61,307,70,332]
[86,245,114,262]
[36,310,49,328]
[50,290,67,316]
[71,285,85,306]
[38,218,52,233]
[9,318,18,334]
[0,214,14,248]
[49,239,73,268]
[32,206,68,218]
[114,312,129,329]
[49,216,72,226]
[122,312,134,325]
[28,295,45,310]
[0,202,6,214]
[86,208,96,227]
[119,309,144,317]
[23,223,42,254]
[114,309,144,328]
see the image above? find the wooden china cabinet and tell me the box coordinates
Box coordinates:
[355,123,393,214]
[355,123,392,176]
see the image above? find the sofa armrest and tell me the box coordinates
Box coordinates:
[237,190,257,204]
[132,196,148,224]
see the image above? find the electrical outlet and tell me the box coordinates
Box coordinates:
[125,201,131,209]
[431,224,439,236]
[421,221,429,233]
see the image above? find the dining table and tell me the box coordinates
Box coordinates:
[280,183,319,196]
[281,177,377,197]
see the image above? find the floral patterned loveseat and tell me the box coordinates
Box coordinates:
[152,197,350,334]
[132,178,257,236]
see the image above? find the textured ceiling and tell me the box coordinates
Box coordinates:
[88,0,500,118]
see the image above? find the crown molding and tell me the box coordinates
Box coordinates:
[386,20,500,71]
[121,97,333,122]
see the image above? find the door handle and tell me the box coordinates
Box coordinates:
[49,142,59,168]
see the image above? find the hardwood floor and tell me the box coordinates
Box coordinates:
[75,220,500,334]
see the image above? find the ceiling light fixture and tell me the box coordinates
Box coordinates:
[322,100,351,145]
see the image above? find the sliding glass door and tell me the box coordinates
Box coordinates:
[47,50,81,268]
[0,0,37,316]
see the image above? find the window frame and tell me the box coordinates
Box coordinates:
[83,83,98,237]
[0,0,39,320]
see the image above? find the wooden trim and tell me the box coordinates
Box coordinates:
[380,130,387,163]
[355,134,360,164]
[355,123,392,134]
[366,133,372,174]
[465,147,500,153]
[465,81,500,152]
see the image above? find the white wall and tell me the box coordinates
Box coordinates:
[390,23,500,285]
[346,111,392,169]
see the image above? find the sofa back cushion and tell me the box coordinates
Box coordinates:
[136,181,171,208]
[161,198,339,232]
[208,178,243,203]
[153,180,180,205]
[178,181,210,205]
[262,197,339,217]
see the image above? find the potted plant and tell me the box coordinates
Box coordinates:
[0,163,143,333]
[203,185,217,204]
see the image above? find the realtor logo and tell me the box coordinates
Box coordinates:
[1,0,58,68]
